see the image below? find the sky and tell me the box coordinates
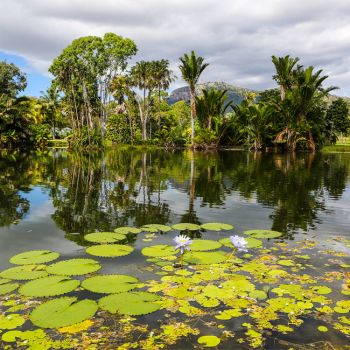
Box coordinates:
[1,0,350,97]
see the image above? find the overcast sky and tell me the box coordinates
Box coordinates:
[1,0,350,96]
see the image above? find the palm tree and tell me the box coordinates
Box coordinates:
[152,60,176,133]
[272,55,300,101]
[179,51,209,146]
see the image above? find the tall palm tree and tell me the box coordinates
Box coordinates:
[152,60,176,132]
[272,55,300,100]
[179,51,209,146]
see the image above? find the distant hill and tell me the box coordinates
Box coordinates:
[168,82,257,106]
[168,81,350,107]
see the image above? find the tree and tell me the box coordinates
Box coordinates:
[0,61,26,100]
[179,51,209,146]
[326,98,350,142]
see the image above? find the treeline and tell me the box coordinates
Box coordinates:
[0,33,349,150]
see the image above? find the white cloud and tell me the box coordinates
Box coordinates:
[1,0,350,95]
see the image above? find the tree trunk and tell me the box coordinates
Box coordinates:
[190,89,196,146]
[208,114,212,131]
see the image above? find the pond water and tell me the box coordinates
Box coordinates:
[0,149,349,349]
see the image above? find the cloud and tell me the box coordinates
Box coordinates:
[1,0,350,95]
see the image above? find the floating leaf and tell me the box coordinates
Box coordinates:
[318,326,328,332]
[1,329,46,343]
[0,265,48,280]
[201,223,234,231]
[278,259,295,266]
[243,229,282,239]
[19,276,80,297]
[9,250,60,265]
[58,320,93,334]
[249,290,267,300]
[197,335,221,347]
[47,259,101,276]
[172,223,201,231]
[0,314,25,329]
[190,239,222,251]
[86,244,134,258]
[0,282,19,295]
[141,224,172,232]
[99,291,161,315]
[29,297,98,329]
[311,286,332,295]
[82,275,138,294]
[183,251,227,265]
[142,245,177,257]
[114,227,141,234]
[0,278,10,285]
[219,237,262,249]
[84,232,126,244]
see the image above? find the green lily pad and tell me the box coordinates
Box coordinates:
[141,245,177,257]
[19,276,80,297]
[99,291,161,315]
[318,326,328,332]
[141,224,172,232]
[84,232,126,244]
[219,237,262,249]
[201,223,234,231]
[183,251,227,265]
[82,275,139,294]
[0,278,11,285]
[47,259,101,276]
[0,282,19,295]
[0,265,48,280]
[1,329,46,343]
[311,286,332,295]
[278,259,294,266]
[243,229,282,239]
[29,297,98,329]
[114,227,141,234]
[190,239,222,251]
[9,250,60,265]
[197,335,221,347]
[172,223,201,231]
[86,244,134,258]
[0,314,25,329]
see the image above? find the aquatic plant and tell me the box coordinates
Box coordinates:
[229,235,248,252]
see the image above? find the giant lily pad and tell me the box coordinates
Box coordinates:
[141,224,172,233]
[82,275,139,294]
[141,245,177,257]
[201,223,234,231]
[84,232,126,244]
[114,227,141,234]
[219,237,262,248]
[0,265,48,280]
[183,251,227,265]
[47,259,101,276]
[19,276,80,297]
[29,297,98,329]
[243,229,282,239]
[86,244,134,258]
[198,335,221,347]
[190,239,222,251]
[0,314,25,329]
[0,282,19,295]
[172,223,201,231]
[9,250,60,265]
[99,291,161,315]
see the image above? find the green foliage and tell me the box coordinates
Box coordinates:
[201,222,234,231]
[47,259,101,276]
[82,275,138,294]
[30,297,98,328]
[0,282,19,295]
[183,251,227,264]
[243,229,282,238]
[85,244,134,257]
[0,265,48,280]
[84,232,126,243]
[9,250,60,265]
[197,335,221,347]
[141,245,177,257]
[190,239,222,251]
[0,314,25,329]
[172,223,201,231]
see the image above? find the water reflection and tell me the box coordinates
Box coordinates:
[0,149,349,241]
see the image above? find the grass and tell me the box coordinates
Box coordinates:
[322,136,350,153]
[47,139,69,148]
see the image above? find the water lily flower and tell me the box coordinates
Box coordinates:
[174,234,192,254]
[230,235,248,252]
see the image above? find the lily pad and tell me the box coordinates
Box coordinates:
[9,250,60,265]
[0,314,25,329]
[142,245,177,257]
[99,291,161,315]
[86,244,134,258]
[183,251,227,265]
[84,232,126,244]
[0,265,48,280]
[114,227,141,234]
[82,275,139,294]
[0,282,19,295]
[29,297,98,329]
[141,224,172,232]
[172,223,201,231]
[47,259,101,276]
[243,229,282,239]
[190,239,222,251]
[19,276,80,297]
[197,335,221,347]
[201,223,234,231]
[219,237,262,249]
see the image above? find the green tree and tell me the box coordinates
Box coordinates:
[179,51,209,146]
[326,98,350,142]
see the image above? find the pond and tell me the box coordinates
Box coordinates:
[0,149,349,349]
